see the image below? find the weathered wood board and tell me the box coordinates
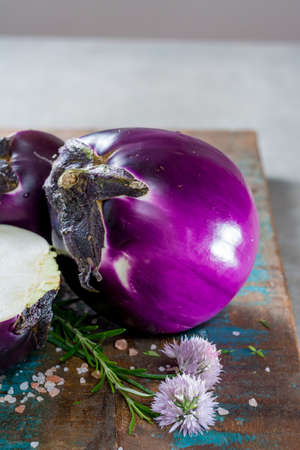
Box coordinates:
[1,130,299,450]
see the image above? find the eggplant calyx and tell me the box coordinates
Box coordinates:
[13,289,57,349]
[0,136,11,159]
[0,137,19,194]
[0,160,19,194]
[44,139,149,290]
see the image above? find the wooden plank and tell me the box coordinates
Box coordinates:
[1,129,299,450]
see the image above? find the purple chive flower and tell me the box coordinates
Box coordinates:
[162,336,222,389]
[151,374,217,436]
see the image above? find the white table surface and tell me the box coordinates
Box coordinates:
[1,36,299,339]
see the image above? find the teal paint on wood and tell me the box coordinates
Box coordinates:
[171,430,257,448]
[0,352,45,449]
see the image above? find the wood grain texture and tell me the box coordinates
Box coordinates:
[0,129,299,450]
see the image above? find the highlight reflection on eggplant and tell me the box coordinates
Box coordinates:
[0,225,60,372]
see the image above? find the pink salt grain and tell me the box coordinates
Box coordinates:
[92,370,101,379]
[49,388,60,398]
[15,405,26,414]
[129,347,138,356]
[115,339,128,351]
[31,383,46,394]
[46,375,62,383]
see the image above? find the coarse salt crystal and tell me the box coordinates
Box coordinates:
[45,381,55,392]
[27,392,35,398]
[5,395,16,404]
[249,398,258,408]
[8,387,14,395]
[36,396,44,402]
[15,405,26,414]
[232,331,240,336]
[129,347,138,356]
[20,382,29,391]
[49,388,60,398]
[56,347,62,352]
[150,344,157,350]
[63,367,69,372]
[158,366,165,372]
[265,367,270,373]
[30,442,39,448]
[56,365,60,369]
[37,387,46,394]
[80,377,86,384]
[81,363,88,369]
[118,447,123,450]
[37,372,45,383]
[114,339,128,351]
[130,366,135,370]
[217,407,229,416]
[76,367,88,375]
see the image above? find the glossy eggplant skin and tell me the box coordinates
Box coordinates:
[0,130,63,239]
[49,128,259,334]
[0,317,34,372]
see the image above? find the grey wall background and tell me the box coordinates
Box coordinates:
[0,0,300,40]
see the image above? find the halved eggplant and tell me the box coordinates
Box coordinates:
[0,225,60,372]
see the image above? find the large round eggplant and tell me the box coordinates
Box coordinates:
[0,130,63,239]
[0,225,60,372]
[45,128,259,334]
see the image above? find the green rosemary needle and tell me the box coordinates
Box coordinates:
[259,319,270,329]
[143,350,160,357]
[48,303,166,433]
[220,349,235,355]
[248,345,265,358]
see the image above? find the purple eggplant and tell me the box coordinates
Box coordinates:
[0,225,60,372]
[45,128,259,334]
[0,130,63,239]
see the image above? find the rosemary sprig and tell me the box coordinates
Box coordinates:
[48,303,166,433]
